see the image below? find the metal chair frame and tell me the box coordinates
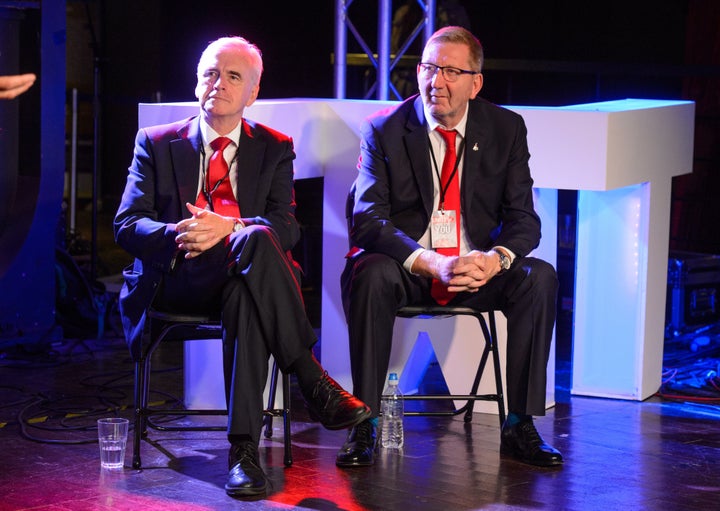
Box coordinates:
[132,309,292,469]
[395,305,506,427]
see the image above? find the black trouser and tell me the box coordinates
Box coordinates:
[156,225,315,443]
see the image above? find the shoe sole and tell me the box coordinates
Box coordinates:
[499,444,564,467]
[335,437,377,468]
[336,459,374,468]
[225,485,268,498]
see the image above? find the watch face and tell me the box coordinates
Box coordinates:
[500,254,510,269]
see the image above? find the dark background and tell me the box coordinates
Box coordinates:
[60,0,720,347]
[3,0,719,389]
[59,0,719,255]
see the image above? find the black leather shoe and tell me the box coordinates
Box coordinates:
[302,371,371,430]
[500,419,563,467]
[336,419,377,467]
[225,442,267,498]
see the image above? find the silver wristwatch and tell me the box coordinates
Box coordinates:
[495,250,511,273]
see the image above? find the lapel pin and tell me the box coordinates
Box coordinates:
[472,142,479,151]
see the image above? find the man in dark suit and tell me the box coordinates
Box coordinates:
[336,26,562,468]
[114,36,370,498]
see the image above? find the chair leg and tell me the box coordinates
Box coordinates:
[459,312,490,422]
[132,357,148,469]
[487,311,506,427]
[263,360,280,439]
[262,360,292,466]
[282,371,292,467]
[461,311,506,426]
[132,322,293,469]
[465,347,491,423]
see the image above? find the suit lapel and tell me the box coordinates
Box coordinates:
[235,120,264,216]
[461,100,489,211]
[406,96,434,216]
[171,117,202,216]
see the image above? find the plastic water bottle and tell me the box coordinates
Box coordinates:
[381,372,404,449]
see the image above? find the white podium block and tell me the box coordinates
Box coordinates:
[183,339,283,410]
[517,99,695,400]
[183,338,225,410]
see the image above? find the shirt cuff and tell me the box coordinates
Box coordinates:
[493,246,516,264]
[403,248,426,274]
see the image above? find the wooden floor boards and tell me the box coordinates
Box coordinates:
[1,329,719,511]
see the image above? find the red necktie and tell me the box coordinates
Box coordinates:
[431,127,460,305]
[196,136,240,217]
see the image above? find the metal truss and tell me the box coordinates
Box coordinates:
[334,0,436,100]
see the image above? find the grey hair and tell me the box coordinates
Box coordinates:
[426,26,484,72]
[197,36,264,83]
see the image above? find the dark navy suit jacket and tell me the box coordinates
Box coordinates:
[349,94,541,263]
[114,115,299,359]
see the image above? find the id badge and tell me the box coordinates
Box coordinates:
[431,210,458,248]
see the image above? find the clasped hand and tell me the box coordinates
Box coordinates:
[175,203,234,258]
[434,250,500,292]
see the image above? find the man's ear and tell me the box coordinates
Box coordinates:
[246,84,260,107]
[470,73,483,99]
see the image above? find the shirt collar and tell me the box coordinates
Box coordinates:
[423,103,469,139]
[199,118,243,148]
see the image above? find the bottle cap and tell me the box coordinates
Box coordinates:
[389,373,398,381]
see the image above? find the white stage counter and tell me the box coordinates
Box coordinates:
[139,98,694,411]
[522,99,695,400]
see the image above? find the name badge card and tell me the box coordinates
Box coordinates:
[431,210,458,248]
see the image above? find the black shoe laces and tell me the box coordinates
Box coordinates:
[312,371,347,401]
[518,420,544,448]
[345,420,375,449]
[356,420,376,446]
[230,442,260,467]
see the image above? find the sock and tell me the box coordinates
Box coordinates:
[292,349,325,392]
[506,412,531,426]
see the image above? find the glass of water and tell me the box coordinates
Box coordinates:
[97,417,129,470]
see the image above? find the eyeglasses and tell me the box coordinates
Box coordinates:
[417,62,479,82]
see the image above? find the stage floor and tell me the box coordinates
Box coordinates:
[0,323,718,511]
[2,206,718,510]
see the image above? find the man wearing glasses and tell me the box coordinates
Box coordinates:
[337,26,563,469]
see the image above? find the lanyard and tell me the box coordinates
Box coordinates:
[428,133,466,211]
[198,140,239,211]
